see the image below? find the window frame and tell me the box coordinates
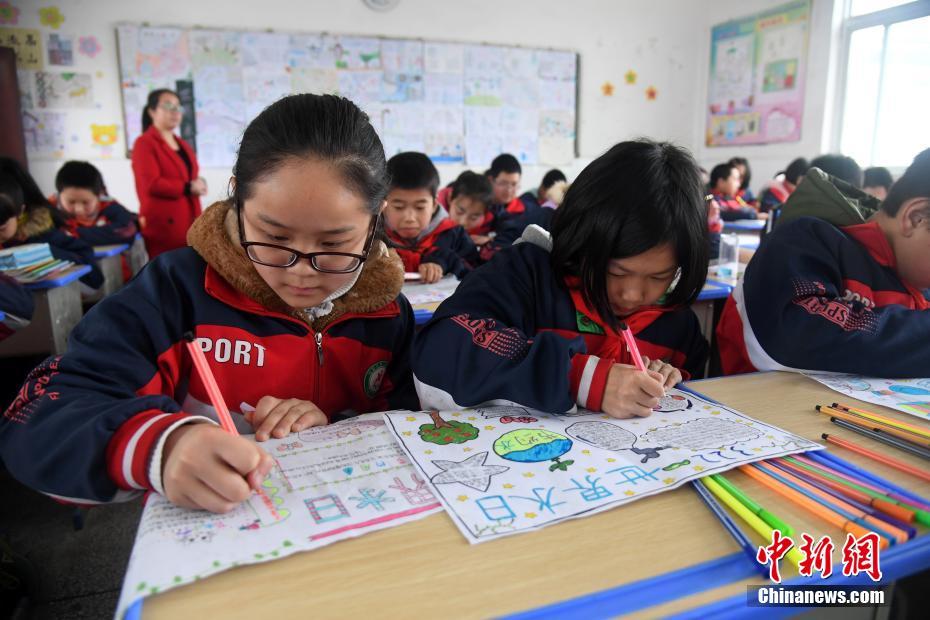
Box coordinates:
[832,0,930,168]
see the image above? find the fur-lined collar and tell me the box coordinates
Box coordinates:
[15,206,56,241]
[187,201,404,330]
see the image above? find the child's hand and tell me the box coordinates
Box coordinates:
[641,356,683,389]
[247,396,327,442]
[601,364,666,418]
[470,234,491,246]
[162,423,274,513]
[418,262,443,284]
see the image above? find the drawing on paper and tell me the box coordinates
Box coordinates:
[383,387,820,544]
[430,452,509,492]
[418,410,479,445]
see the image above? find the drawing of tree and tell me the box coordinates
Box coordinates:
[418,410,479,445]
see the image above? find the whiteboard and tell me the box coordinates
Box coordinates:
[116,25,578,168]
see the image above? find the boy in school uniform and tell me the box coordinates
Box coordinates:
[383,152,477,283]
[0,160,103,290]
[709,162,765,222]
[53,161,139,281]
[53,161,138,246]
[716,149,930,377]
[487,153,531,219]
[447,170,495,244]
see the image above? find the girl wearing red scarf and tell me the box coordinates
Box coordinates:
[412,140,710,419]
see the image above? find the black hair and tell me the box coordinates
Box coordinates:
[0,172,25,224]
[540,169,567,191]
[141,88,180,133]
[231,94,387,216]
[863,166,893,191]
[729,156,751,192]
[882,149,930,217]
[450,171,492,207]
[550,139,709,331]
[386,152,440,197]
[489,153,522,178]
[783,158,810,185]
[55,160,105,194]
[0,157,63,227]
[709,163,737,192]
[810,154,863,188]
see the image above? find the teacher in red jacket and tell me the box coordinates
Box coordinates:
[131,89,207,258]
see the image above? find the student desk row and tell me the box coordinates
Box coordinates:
[88,242,131,300]
[723,219,766,233]
[0,264,91,356]
[137,371,930,619]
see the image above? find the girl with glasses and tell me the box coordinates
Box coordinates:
[0,94,418,514]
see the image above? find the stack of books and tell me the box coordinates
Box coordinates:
[0,244,74,283]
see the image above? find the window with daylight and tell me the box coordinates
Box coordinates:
[837,1,930,168]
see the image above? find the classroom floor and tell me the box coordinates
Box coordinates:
[0,467,140,619]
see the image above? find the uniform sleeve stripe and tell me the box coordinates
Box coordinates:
[585,357,614,412]
[574,355,600,409]
[121,413,174,489]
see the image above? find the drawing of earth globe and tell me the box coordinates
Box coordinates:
[493,429,573,463]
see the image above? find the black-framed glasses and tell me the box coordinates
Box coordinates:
[237,202,380,274]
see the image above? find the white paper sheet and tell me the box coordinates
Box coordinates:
[802,372,930,421]
[115,414,442,618]
[383,390,820,543]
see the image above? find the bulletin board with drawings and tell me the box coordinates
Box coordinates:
[115,24,579,169]
[2,20,120,161]
[705,0,810,147]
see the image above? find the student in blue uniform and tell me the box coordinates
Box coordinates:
[0,95,419,514]
[413,139,710,418]
[382,152,476,282]
[718,148,930,376]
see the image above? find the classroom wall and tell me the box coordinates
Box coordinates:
[692,0,844,193]
[20,0,710,211]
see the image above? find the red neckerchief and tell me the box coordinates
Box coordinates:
[386,217,458,272]
[467,211,495,236]
[564,276,668,363]
[842,220,930,310]
[506,197,525,214]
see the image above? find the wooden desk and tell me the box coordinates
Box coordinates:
[0,264,90,356]
[140,372,930,618]
[88,243,130,300]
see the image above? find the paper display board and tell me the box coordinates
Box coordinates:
[116,24,578,168]
[706,0,810,146]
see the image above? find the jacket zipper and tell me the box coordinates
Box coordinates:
[313,330,323,404]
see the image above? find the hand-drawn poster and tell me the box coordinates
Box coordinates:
[803,372,930,421]
[115,24,578,165]
[706,0,809,146]
[115,414,442,618]
[384,389,820,543]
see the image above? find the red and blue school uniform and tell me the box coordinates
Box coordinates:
[385,206,478,278]
[712,191,758,222]
[717,217,930,376]
[52,195,139,281]
[412,234,707,413]
[0,201,418,506]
